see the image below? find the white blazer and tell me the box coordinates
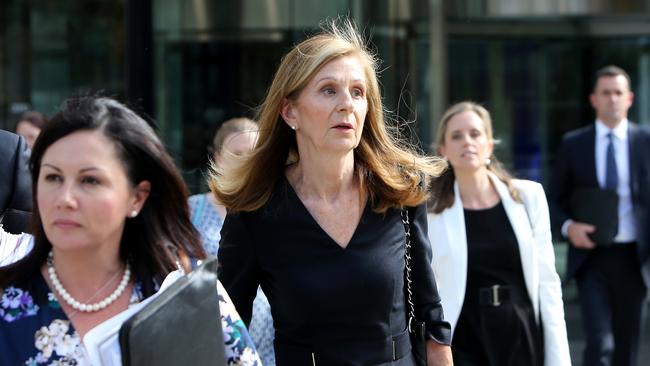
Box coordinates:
[428,173,571,366]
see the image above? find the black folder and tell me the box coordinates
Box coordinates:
[570,188,619,246]
[119,257,226,366]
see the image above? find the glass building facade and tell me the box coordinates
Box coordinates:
[3,0,650,191]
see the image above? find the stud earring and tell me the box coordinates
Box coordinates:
[290,125,297,130]
[129,210,138,218]
[485,158,492,166]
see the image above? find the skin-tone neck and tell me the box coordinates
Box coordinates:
[454,166,499,210]
[45,242,124,293]
[288,149,356,202]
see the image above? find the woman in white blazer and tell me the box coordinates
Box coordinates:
[428,102,571,366]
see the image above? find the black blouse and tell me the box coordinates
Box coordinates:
[463,202,530,294]
[452,201,541,362]
[218,179,451,364]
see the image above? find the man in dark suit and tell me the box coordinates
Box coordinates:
[549,65,649,366]
[0,129,32,233]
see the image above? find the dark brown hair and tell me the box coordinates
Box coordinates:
[0,96,205,293]
[18,111,48,129]
[594,65,631,91]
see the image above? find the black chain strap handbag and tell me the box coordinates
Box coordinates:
[401,209,428,366]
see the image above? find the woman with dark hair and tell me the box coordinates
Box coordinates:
[427,102,570,365]
[212,19,452,365]
[15,110,47,149]
[0,97,261,365]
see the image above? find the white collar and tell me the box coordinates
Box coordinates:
[595,119,628,141]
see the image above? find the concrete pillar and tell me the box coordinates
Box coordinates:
[428,0,446,146]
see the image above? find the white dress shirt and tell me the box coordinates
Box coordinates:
[595,119,636,242]
[561,120,636,243]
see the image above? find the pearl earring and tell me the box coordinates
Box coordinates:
[485,158,492,166]
[129,210,138,218]
[290,125,297,130]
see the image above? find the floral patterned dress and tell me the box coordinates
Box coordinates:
[188,193,276,365]
[188,193,224,257]
[0,272,262,366]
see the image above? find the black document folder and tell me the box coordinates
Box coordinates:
[570,188,619,246]
[119,257,226,366]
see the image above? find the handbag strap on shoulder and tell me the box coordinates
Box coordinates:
[400,208,417,331]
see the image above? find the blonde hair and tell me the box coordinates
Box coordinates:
[212,117,258,154]
[430,101,521,214]
[210,18,447,213]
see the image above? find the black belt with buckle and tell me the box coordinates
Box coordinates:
[478,284,511,307]
[274,330,411,365]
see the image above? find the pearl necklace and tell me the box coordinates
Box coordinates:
[47,251,131,312]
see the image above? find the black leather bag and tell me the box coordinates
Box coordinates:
[0,131,33,234]
[401,209,428,366]
[410,320,427,366]
[0,208,32,234]
[119,257,226,366]
[570,188,619,246]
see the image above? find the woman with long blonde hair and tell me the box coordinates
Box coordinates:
[213,19,452,366]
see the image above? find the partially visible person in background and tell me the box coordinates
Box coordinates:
[189,117,258,256]
[188,117,276,365]
[428,102,570,366]
[15,111,47,150]
[0,130,32,234]
[548,65,650,366]
[0,96,261,365]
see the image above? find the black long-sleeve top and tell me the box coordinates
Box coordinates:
[218,179,451,365]
[453,203,540,359]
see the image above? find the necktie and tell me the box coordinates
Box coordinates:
[605,132,618,190]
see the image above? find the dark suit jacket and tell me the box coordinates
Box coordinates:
[0,130,32,233]
[548,122,650,287]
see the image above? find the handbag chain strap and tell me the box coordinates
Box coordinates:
[400,208,417,332]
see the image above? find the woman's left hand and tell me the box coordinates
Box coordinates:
[426,340,453,366]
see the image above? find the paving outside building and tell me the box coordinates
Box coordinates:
[554,244,650,364]
[1,1,650,363]
[565,288,650,364]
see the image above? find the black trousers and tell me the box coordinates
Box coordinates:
[452,299,543,366]
[576,244,647,366]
